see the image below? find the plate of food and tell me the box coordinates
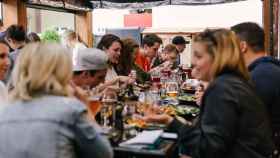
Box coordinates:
[126,118,166,130]
[160,105,200,118]
[177,95,197,106]
[126,118,147,128]
[175,105,200,117]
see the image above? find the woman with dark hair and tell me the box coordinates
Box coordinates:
[116,38,150,83]
[97,34,134,87]
[142,29,274,158]
[97,34,122,81]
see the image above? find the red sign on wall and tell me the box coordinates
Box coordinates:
[124,13,152,27]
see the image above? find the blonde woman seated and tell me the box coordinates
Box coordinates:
[142,29,274,158]
[0,43,113,158]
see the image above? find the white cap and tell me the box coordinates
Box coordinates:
[73,48,108,71]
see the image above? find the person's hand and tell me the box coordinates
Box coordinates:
[161,61,173,68]
[118,76,135,85]
[194,90,203,106]
[194,81,208,106]
[70,82,98,121]
[70,82,89,104]
[103,85,120,93]
[118,76,130,82]
[142,114,173,125]
[140,105,174,125]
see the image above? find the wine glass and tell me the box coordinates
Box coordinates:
[151,70,161,89]
[101,91,117,130]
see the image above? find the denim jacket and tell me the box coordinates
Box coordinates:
[0,95,113,158]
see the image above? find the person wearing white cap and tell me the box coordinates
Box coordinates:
[72,48,108,89]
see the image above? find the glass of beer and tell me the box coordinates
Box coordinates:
[166,82,179,98]
[88,95,101,116]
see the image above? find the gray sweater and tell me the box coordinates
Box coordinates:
[0,95,113,158]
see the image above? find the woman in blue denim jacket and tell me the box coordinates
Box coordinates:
[0,43,113,158]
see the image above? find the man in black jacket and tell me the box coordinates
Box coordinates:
[231,22,280,154]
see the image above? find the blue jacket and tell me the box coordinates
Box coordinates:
[249,56,280,132]
[0,95,113,158]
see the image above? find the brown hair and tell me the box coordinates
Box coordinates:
[116,38,139,76]
[163,44,178,54]
[193,29,249,81]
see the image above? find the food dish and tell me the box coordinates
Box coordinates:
[177,95,197,105]
[160,105,200,117]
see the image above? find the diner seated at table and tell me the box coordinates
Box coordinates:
[97,34,134,85]
[115,38,151,83]
[0,40,10,105]
[0,40,10,82]
[141,29,274,158]
[0,42,113,158]
[72,48,108,90]
[3,25,26,83]
[135,33,162,72]
[151,43,179,71]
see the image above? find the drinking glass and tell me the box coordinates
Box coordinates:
[88,95,101,116]
[166,82,179,98]
[123,98,137,118]
[151,70,161,89]
[182,64,192,79]
[101,91,117,129]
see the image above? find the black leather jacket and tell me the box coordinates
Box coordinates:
[169,70,274,158]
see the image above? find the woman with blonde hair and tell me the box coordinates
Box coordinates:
[0,43,113,158]
[64,30,87,65]
[142,29,274,158]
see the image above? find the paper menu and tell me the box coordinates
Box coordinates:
[119,130,163,147]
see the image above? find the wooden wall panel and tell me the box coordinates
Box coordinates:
[2,0,27,30]
[75,11,93,47]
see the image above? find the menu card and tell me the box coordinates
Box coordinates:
[119,130,163,149]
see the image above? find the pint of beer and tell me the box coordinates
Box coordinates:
[88,96,101,116]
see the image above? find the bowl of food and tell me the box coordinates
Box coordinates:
[175,105,200,117]
[177,95,197,106]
